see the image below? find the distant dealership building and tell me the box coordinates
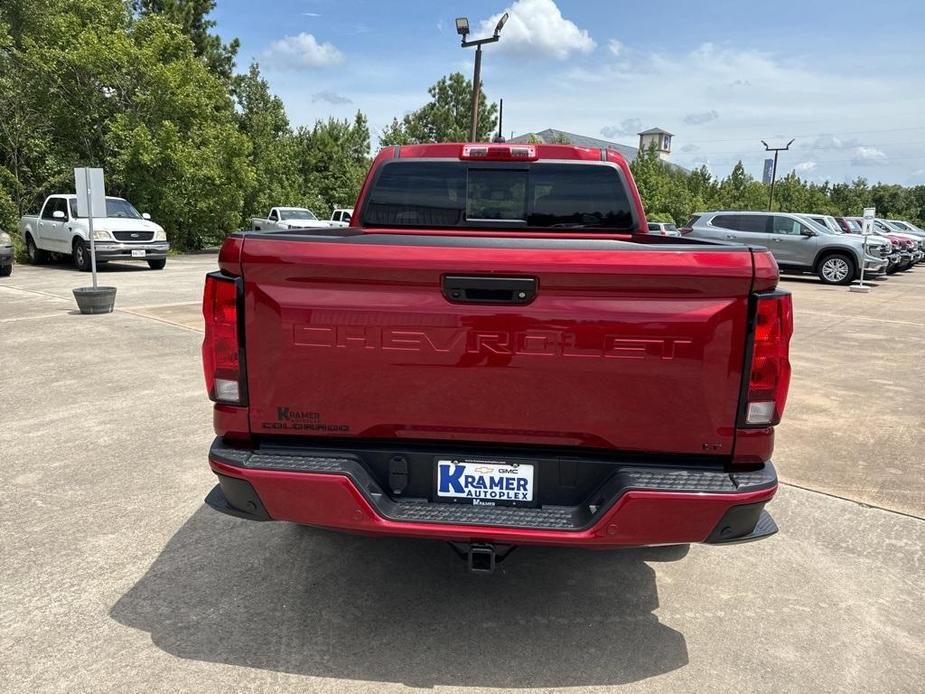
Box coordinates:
[510,127,688,173]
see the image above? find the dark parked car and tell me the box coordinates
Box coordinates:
[0,229,12,276]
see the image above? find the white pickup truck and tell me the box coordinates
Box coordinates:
[19,194,169,271]
[329,207,354,227]
[251,207,333,231]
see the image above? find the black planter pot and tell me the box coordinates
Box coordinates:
[73,286,117,314]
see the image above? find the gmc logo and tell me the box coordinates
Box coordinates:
[293,325,692,360]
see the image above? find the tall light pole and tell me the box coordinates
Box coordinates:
[761,138,795,211]
[456,12,508,142]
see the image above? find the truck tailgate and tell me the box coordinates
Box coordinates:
[241,234,754,456]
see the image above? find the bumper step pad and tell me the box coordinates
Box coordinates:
[209,439,777,532]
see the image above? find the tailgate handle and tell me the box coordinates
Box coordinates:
[442,275,537,305]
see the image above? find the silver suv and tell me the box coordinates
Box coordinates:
[684,211,890,285]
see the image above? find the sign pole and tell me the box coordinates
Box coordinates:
[850,207,876,293]
[83,170,99,289]
[72,167,115,314]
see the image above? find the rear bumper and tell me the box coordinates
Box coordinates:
[206,438,778,548]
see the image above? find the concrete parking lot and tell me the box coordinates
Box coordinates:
[1,256,923,693]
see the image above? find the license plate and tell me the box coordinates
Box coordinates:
[435,458,535,506]
[131,249,146,258]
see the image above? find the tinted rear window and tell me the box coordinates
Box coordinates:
[363,161,636,231]
[712,214,767,233]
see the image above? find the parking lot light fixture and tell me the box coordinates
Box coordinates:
[494,12,509,36]
[762,138,795,211]
[455,17,469,37]
[458,10,509,142]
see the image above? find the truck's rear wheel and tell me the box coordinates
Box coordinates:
[817,253,855,285]
[26,235,49,265]
[0,264,11,277]
[147,258,166,270]
[73,240,92,272]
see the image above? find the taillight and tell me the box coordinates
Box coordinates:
[741,292,793,426]
[679,226,693,235]
[202,273,244,404]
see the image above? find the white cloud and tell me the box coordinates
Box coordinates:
[302,12,321,17]
[681,143,701,153]
[794,161,817,173]
[600,118,642,139]
[312,90,352,105]
[852,146,887,165]
[683,110,719,125]
[608,39,622,57]
[521,40,923,180]
[479,0,595,60]
[262,33,343,69]
[810,134,860,150]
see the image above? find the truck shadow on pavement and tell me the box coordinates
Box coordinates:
[111,506,689,688]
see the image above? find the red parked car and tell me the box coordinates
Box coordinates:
[841,217,915,272]
[201,143,791,572]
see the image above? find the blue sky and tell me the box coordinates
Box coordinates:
[213,0,925,184]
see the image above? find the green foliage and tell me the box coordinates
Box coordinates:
[101,15,254,249]
[233,63,302,223]
[630,143,697,224]
[291,112,371,214]
[0,166,18,232]
[0,0,372,250]
[380,72,498,144]
[133,0,239,81]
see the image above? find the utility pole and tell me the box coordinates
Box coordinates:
[455,13,509,142]
[761,139,795,211]
[470,44,483,142]
[493,98,505,142]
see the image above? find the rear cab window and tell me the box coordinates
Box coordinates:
[362,161,636,232]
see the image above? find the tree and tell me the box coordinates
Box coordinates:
[630,143,671,215]
[718,161,768,210]
[103,15,253,249]
[233,63,302,224]
[0,0,253,250]
[133,0,239,80]
[0,166,17,233]
[291,112,371,213]
[379,73,498,145]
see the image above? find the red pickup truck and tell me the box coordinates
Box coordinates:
[202,142,792,573]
